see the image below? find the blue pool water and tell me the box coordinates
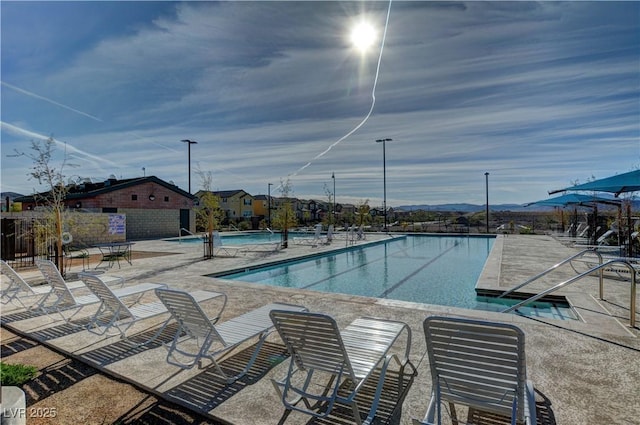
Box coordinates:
[167,232,288,245]
[216,235,577,320]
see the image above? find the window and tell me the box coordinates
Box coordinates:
[243,199,252,206]
[131,194,138,201]
[164,196,169,202]
[243,211,252,217]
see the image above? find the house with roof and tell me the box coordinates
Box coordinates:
[14,176,197,240]
[198,189,255,223]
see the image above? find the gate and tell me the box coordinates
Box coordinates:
[1,217,52,269]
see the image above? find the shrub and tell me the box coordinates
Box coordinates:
[0,362,38,386]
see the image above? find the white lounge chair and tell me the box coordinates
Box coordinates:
[1,260,82,309]
[154,288,308,382]
[212,231,241,257]
[79,272,225,341]
[293,223,324,246]
[269,310,415,425]
[242,242,281,255]
[413,316,537,425]
[34,259,163,324]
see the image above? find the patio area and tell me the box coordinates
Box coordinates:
[1,233,638,424]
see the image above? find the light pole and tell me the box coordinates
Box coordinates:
[375,138,392,231]
[332,172,336,226]
[485,172,490,234]
[181,139,198,193]
[268,182,273,229]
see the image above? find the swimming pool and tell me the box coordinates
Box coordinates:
[215,235,577,320]
[166,232,288,245]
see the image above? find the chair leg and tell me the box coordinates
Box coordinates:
[449,402,458,425]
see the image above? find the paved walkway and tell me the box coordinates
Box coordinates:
[2,234,638,424]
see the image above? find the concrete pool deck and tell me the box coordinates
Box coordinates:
[2,233,639,424]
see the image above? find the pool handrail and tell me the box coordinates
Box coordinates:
[502,258,637,328]
[497,249,601,299]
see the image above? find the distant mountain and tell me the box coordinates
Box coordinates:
[396,203,527,212]
[1,192,24,201]
[397,200,640,213]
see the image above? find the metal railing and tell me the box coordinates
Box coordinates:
[497,249,602,299]
[499,251,638,327]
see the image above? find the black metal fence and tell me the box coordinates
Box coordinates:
[1,217,53,269]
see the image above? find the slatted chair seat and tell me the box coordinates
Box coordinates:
[79,273,224,342]
[34,259,163,324]
[1,260,84,309]
[269,310,415,425]
[154,288,307,383]
[412,316,537,425]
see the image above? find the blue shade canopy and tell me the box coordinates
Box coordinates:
[549,170,640,196]
[525,193,620,207]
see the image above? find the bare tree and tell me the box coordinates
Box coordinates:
[195,169,223,259]
[323,183,334,226]
[23,137,77,274]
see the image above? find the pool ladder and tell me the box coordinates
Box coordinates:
[498,249,638,327]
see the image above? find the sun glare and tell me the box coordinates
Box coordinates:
[350,22,376,52]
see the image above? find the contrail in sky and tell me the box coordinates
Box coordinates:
[287,0,393,181]
[1,81,103,122]
[1,121,121,170]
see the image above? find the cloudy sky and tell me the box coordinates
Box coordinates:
[2,1,639,207]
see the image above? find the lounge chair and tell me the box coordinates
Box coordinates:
[154,288,307,382]
[2,260,78,309]
[242,241,281,255]
[212,231,241,257]
[293,223,324,246]
[413,316,537,425]
[79,272,224,340]
[34,259,164,324]
[269,310,415,425]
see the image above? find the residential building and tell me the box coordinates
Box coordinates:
[14,176,196,240]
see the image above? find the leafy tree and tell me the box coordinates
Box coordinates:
[272,179,297,248]
[195,169,223,259]
[355,199,371,227]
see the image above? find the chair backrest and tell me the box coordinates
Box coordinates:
[424,316,527,421]
[269,310,356,379]
[155,288,223,343]
[313,224,322,238]
[1,260,34,293]
[79,272,132,319]
[326,225,334,242]
[213,231,224,246]
[35,259,76,307]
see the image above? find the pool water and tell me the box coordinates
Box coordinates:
[216,235,578,319]
[167,232,288,245]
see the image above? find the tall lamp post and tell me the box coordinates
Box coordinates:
[485,172,490,234]
[181,139,198,193]
[375,138,392,231]
[268,183,273,229]
[332,172,336,225]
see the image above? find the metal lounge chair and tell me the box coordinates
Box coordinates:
[1,260,80,309]
[269,310,415,425]
[413,316,537,425]
[34,259,164,324]
[79,272,224,342]
[212,231,241,257]
[154,288,307,382]
[292,223,324,246]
